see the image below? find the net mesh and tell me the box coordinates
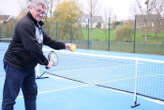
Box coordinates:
[0,40,163,102]
[38,49,164,101]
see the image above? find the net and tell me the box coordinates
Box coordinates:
[38,49,164,103]
[0,39,163,104]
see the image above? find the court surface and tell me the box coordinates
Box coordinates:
[0,42,164,110]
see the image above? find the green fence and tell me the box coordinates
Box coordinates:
[1,16,164,55]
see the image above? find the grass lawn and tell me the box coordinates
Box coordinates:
[82,28,164,43]
[81,28,164,55]
[82,28,115,41]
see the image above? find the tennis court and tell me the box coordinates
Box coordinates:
[0,42,164,110]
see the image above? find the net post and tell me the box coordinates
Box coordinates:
[131,60,140,108]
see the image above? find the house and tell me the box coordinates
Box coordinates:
[80,14,103,28]
[0,15,10,23]
[136,14,164,33]
[0,15,15,24]
[136,14,162,28]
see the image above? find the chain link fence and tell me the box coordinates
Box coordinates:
[0,15,164,55]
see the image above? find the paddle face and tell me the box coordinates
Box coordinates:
[48,51,58,66]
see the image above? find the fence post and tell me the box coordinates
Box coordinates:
[88,19,90,49]
[108,17,111,51]
[0,23,1,38]
[70,22,73,43]
[56,22,58,40]
[133,15,136,53]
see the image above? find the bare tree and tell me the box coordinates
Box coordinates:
[87,0,101,41]
[133,0,164,41]
[103,7,113,40]
[136,0,149,41]
[0,10,3,17]
[44,0,55,18]
[17,0,29,11]
[10,0,29,21]
[146,0,164,16]
[104,7,113,27]
[145,0,164,37]
[18,0,61,18]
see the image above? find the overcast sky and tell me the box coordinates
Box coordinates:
[0,0,145,20]
[78,0,135,20]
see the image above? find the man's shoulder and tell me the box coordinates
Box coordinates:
[16,15,35,30]
[19,15,33,26]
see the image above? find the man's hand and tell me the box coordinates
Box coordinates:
[65,43,77,51]
[46,61,53,69]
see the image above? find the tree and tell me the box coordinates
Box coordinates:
[52,0,83,40]
[132,0,164,41]
[44,0,62,18]
[19,0,61,18]
[54,0,82,23]
[87,0,101,41]
[115,23,133,42]
[144,0,164,37]
[96,22,101,29]
[103,7,113,40]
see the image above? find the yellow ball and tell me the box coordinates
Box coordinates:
[71,45,76,51]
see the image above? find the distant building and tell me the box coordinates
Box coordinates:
[0,15,15,23]
[136,14,162,28]
[136,14,164,33]
[80,14,103,28]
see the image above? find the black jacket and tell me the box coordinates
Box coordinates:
[4,12,65,70]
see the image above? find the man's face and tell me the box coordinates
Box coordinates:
[30,4,46,21]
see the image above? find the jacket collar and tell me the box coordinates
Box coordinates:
[27,12,44,26]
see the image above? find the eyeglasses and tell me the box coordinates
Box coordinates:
[34,8,46,16]
[36,9,46,15]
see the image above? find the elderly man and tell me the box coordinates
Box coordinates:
[2,0,75,110]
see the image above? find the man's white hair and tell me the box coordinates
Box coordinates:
[28,0,46,8]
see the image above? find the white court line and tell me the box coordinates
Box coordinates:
[46,73,164,105]
[47,69,164,84]
[0,84,89,103]
[1,48,162,104]
[103,86,164,105]
[43,48,164,64]
[0,81,163,105]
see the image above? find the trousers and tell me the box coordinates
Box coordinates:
[2,62,37,110]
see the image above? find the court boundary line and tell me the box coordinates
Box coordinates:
[45,70,164,84]
[43,71,164,105]
[0,77,163,105]
[0,84,89,103]
[41,73,164,105]
[43,48,164,64]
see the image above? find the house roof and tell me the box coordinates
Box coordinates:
[136,14,161,22]
[0,15,16,23]
[81,14,103,23]
[0,15,10,21]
